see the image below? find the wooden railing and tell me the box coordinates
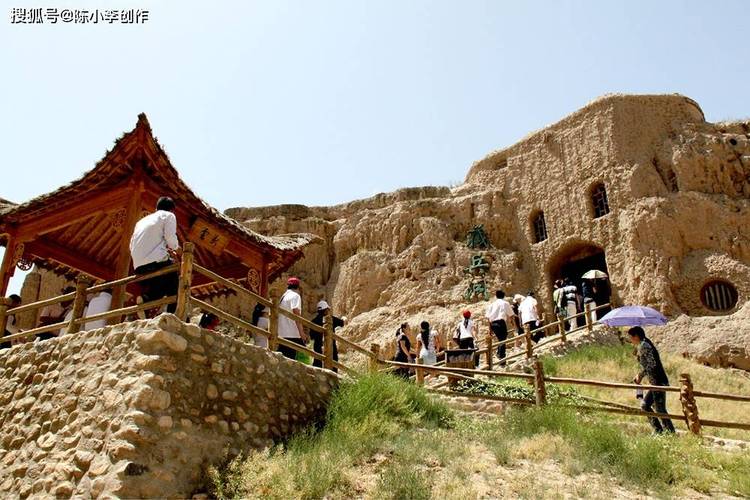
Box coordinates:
[0,264,179,344]
[473,302,610,370]
[379,356,750,434]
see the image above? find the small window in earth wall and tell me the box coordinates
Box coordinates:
[701,280,738,312]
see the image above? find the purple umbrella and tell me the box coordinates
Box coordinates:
[597,305,667,327]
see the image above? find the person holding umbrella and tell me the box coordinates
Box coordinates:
[628,326,675,434]
[599,305,674,434]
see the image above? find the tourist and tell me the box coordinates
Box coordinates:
[393,322,413,378]
[628,326,675,434]
[416,320,440,366]
[562,278,578,329]
[552,279,566,320]
[512,294,525,348]
[1,294,22,349]
[250,303,269,348]
[486,290,516,366]
[38,287,71,326]
[129,196,180,315]
[199,312,220,330]
[582,279,597,321]
[311,300,344,372]
[277,277,307,360]
[519,291,540,334]
[454,310,477,350]
[84,289,112,330]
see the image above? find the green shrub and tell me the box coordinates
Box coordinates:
[326,373,454,431]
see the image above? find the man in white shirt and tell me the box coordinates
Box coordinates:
[486,290,516,366]
[85,289,112,330]
[129,197,180,314]
[519,291,540,330]
[277,277,308,359]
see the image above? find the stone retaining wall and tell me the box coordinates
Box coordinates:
[0,315,339,498]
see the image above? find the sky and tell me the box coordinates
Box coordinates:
[1,0,749,294]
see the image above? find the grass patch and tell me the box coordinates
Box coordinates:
[207,372,750,499]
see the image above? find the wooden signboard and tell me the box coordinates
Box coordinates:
[188,218,230,256]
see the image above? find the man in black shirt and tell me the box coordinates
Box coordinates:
[311,300,344,372]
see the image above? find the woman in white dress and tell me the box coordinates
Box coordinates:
[416,320,440,366]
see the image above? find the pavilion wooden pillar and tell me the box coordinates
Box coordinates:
[0,234,18,297]
[108,184,143,324]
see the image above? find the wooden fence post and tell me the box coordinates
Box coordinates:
[584,303,593,334]
[524,323,533,359]
[0,297,10,341]
[415,357,424,386]
[557,317,566,344]
[533,357,546,406]
[369,343,381,373]
[679,373,701,435]
[66,275,91,335]
[268,291,279,351]
[486,327,493,370]
[175,242,195,321]
[323,308,334,370]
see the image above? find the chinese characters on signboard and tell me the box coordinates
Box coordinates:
[9,8,149,24]
[188,219,230,256]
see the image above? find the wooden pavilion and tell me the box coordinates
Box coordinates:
[0,114,316,311]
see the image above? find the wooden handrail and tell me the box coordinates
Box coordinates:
[1,320,68,343]
[191,297,328,363]
[73,296,176,327]
[543,376,680,392]
[191,263,326,334]
[334,333,376,358]
[699,419,750,430]
[383,360,534,379]
[192,263,272,308]
[692,390,750,402]
[191,298,270,340]
[6,292,76,316]
[277,307,326,334]
[277,337,325,361]
[6,264,180,317]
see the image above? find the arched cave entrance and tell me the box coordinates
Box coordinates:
[547,242,611,316]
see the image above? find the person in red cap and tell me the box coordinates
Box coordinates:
[453,309,478,366]
[277,277,308,359]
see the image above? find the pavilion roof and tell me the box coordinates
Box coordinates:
[0,114,318,282]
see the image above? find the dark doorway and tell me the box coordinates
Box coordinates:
[548,243,611,317]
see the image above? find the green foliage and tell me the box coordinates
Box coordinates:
[453,378,587,405]
[327,373,455,431]
[541,343,633,377]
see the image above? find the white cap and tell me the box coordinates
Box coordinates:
[317,300,330,311]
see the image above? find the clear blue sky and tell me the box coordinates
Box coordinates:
[1,0,749,294]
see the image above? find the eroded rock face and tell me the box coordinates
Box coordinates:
[651,302,750,371]
[0,315,338,498]
[225,94,750,357]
